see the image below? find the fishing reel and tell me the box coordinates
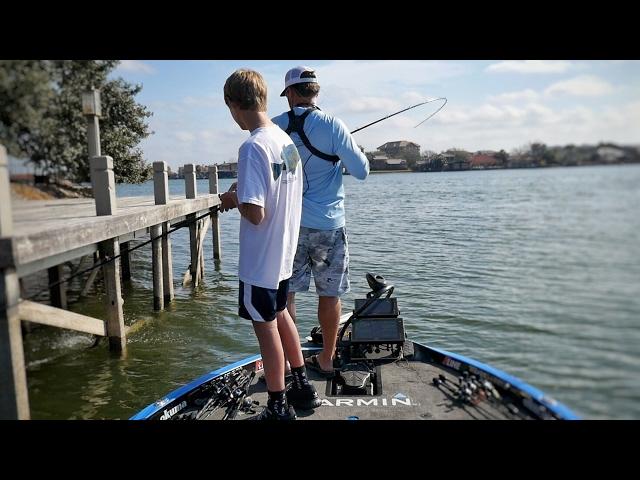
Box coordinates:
[188,368,258,420]
[431,372,530,419]
[432,372,501,406]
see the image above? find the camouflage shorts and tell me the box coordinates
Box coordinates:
[290,226,350,297]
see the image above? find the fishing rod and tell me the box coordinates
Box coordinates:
[433,373,525,419]
[350,97,447,134]
[431,374,496,419]
[195,369,253,420]
[222,370,257,420]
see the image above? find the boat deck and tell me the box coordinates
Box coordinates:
[205,346,514,420]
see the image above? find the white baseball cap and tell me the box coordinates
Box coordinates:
[280,66,318,96]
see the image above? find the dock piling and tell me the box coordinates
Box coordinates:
[0,144,30,419]
[91,155,126,351]
[209,165,222,262]
[47,264,68,309]
[184,164,200,287]
[121,242,131,281]
[153,161,174,304]
[150,224,164,311]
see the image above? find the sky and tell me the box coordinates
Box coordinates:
[111,60,640,170]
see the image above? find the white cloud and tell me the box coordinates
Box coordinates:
[342,96,402,114]
[320,60,467,88]
[598,100,640,132]
[430,102,554,128]
[424,101,638,153]
[347,95,640,155]
[524,103,555,121]
[489,89,541,103]
[485,60,573,74]
[317,60,466,110]
[485,76,615,108]
[199,130,215,141]
[131,60,639,170]
[401,91,432,104]
[144,129,246,169]
[302,62,462,135]
[544,75,615,97]
[116,60,156,74]
[174,131,196,143]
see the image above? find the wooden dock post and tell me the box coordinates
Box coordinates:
[197,220,205,282]
[150,224,163,311]
[209,165,222,262]
[120,242,131,281]
[82,88,102,158]
[154,161,173,304]
[47,264,68,309]
[0,144,30,419]
[90,155,126,352]
[184,164,200,287]
[197,216,210,283]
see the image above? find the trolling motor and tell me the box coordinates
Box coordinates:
[338,273,405,354]
[320,274,405,397]
[308,273,404,348]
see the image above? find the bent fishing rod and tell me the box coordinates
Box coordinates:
[350,97,447,134]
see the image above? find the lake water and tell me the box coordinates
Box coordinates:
[23,165,640,419]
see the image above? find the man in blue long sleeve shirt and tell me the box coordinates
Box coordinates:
[272,66,369,376]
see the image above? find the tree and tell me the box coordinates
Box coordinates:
[0,61,54,169]
[0,60,153,183]
[529,142,554,167]
[447,148,471,163]
[421,150,436,160]
[94,77,153,183]
[495,149,509,167]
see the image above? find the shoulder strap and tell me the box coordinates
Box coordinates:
[285,107,340,163]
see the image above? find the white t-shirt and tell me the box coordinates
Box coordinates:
[237,124,303,289]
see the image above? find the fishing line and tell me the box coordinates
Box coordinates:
[9,209,215,311]
[350,97,447,134]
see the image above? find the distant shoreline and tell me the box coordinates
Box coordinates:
[162,162,640,180]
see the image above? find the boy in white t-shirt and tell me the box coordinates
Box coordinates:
[219,69,321,420]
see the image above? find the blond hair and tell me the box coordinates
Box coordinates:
[223,69,268,111]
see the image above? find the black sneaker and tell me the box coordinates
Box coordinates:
[248,404,297,421]
[287,383,322,410]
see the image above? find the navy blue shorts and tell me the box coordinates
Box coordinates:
[239,279,289,322]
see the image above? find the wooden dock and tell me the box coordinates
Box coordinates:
[6,195,218,277]
[0,145,223,419]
